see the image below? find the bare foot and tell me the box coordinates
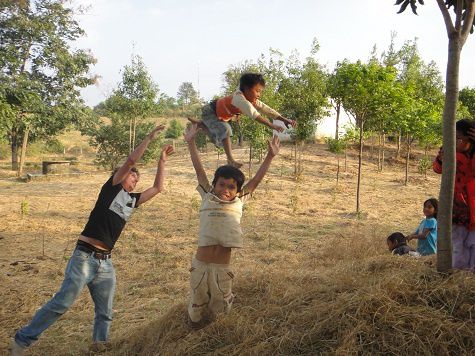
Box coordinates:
[227,160,243,168]
[187,117,201,124]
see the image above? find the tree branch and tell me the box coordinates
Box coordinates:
[455,0,463,31]
[436,0,457,35]
[461,0,475,44]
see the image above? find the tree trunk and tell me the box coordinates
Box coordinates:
[381,133,385,172]
[248,144,252,178]
[336,154,340,184]
[356,120,364,213]
[18,125,30,177]
[335,102,341,140]
[396,131,401,159]
[378,134,381,171]
[405,134,411,186]
[132,117,137,150]
[294,141,298,176]
[437,36,463,273]
[11,130,19,171]
[129,119,133,153]
[370,135,374,160]
[344,149,348,173]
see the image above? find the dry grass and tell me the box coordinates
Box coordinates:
[1,140,473,355]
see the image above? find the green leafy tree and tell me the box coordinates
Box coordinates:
[395,0,475,272]
[177,82,200,115]
[0,0,96,173]
[459,86,475,119]
[336,60,397,213]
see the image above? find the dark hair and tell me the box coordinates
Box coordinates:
[456,119,475,140]
[239,73,266,92]
[424,198,438,220]
[212,165,245,192]
[387,232,407,246]
[112,167,140,177]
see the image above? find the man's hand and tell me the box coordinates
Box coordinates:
[184,124,200,142]
[149,124,166,141]
[160,145,174,162]
[268,135,280,157]
[272,124,285,133]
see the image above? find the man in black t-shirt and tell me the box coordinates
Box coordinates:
[11,125,174,355]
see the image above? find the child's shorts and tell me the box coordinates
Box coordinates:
[187,257,235,323]
[201,103,233,147]
[452,225,475,270]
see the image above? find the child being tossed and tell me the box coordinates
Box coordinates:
[189,72,295,168]
[183,123,280,327]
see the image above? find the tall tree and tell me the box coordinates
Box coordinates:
[112,54,158,152]
[176,82,199,111]
[0,0,96,172]
[336,60,397,213]
[395,0,475,272]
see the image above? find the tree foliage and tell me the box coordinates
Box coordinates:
[0,0,96,170]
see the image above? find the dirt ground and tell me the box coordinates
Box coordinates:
[0,141,451,355]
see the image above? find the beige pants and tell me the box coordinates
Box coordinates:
[187,258,235,323]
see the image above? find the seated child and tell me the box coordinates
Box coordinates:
[183,123,280,327]
[189,72,295,168]
[387,232,419,256]
[406,198,438,256]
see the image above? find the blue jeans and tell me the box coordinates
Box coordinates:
[15,248,116,348]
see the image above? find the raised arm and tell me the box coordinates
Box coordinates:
[243,135,280,194]
[137,145,174,205]
[184,124,209,187]
[113,125,165,185]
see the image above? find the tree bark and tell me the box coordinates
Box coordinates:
[11,130,19,171]
[356,120,364,213]
[335,102,341,140]
[437,36,462,272]
[18,125,30,177]
[396,131,401,159]
[405,134,411,186]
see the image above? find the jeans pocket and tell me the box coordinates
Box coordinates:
[72,249,90,260]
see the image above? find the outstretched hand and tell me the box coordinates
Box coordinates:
[184,124,200,142]
[285,118,297,128]
[149,124,166,141]
[160,145,174,162]
[268,135,280,157]
[273,124,285,133]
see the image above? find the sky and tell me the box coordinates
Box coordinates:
[73,0,475,134]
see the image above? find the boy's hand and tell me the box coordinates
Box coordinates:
[272,124,285,133]
[184,124,200,142]
[268,135,280,157]
[160,145,174,162]
[149,125,166,141]
[284,118,297,128]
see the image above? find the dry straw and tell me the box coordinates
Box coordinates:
[112,254,475,355]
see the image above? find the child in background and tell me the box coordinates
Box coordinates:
[406,198,438,256]
[433,119,475,270]
[387,232,419,256]
[189,73,295,168]
[184,123,281,327]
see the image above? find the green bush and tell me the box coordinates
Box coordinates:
[165,119,184,139]
[326,137,346,154]
[44,138,65,154]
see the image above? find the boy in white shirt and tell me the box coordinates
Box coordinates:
[189,73,295,168]
[184,123,280,327]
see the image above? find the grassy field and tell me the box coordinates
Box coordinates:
[1,135,474,355]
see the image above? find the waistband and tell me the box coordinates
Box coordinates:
[192,257,229,268]
[76,240,112,260]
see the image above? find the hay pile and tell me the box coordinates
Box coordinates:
[112,253,475,355]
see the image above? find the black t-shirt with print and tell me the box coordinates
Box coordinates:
[81,176,141,250]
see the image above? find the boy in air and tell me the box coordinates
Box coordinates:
[189,73,295,168]
[11,126,174,355]
[184,123,280,327]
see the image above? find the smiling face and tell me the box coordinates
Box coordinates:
[121,171,139,192]
[242,83,265,103]
[212,177,239,201]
